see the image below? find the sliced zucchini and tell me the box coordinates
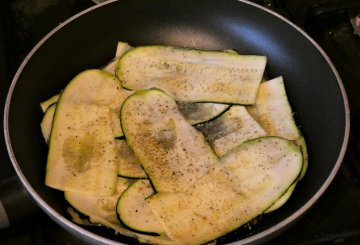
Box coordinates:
[265,182,297,213]
[296,136,308,180]
[116,139,147,179]
[65,177,133,225]
[40,104,56,144]
[121,89,219,193]
[247,76,300,140]
[46,69,132,195]
[103,41,132,74]
[148,137,302,245]
[40,93,60,112]
[246,76,307,210]
[117,179,164,235]
[196,105,267,156]
[116,46,266,104]
[65,178,174,245]
[176,101,230,125]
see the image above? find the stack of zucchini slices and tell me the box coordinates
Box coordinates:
[40,42,307,245]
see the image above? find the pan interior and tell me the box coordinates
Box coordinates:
[5,0,348,243]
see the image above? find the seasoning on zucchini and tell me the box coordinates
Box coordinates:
[45,69,132,195]
[121,89,219,193]
[148,137,303,245]
[116,45,267,104]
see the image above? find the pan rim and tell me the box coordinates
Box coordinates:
[3,0,350,244]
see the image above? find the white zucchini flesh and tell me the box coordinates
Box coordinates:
[117,179,164,234]
[40,104,56,144]
[147,137,302,245]
[116,46,266,104]
[121,89,219,193]
[46,69,132,195]
[40,93,60,112]
[246,76,307,209]
[65,177,175,245]
[116,139,147,179]
[265,182,297,213]
[65,177,133,225]
[247,76,301,140]
[103,41,132,74]
[196,105,268,156]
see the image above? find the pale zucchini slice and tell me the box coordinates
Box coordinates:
[46,69,132,195]
[177,101,230,125]
[40,93,60,112]
[117,179,164,235]
[103,41,132,74]
[121,89,219,193]
[247,76,307,210]
[196,105,267,156]
[116,139,147,179]
[116,46,266,104]
[148,137,302,245]
[247,76,301,140]
[40,103,56,144]
[296,136,308,180]
[65,177,174,245]
[265,182,297,213]
[65,177,133,225]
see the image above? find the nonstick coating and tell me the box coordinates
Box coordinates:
[4,0,349,244]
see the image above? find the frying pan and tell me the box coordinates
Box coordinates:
[3,0,350,244]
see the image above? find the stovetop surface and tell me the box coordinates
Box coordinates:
[1,0,360,244]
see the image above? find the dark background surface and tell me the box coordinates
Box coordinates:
[0,0,360,244]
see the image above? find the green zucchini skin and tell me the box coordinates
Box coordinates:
[121,89,219,193]
[116,45,266,104]
[148,137,303,245]
[117,179,164,235]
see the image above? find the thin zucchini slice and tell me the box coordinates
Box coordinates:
[196,105,267,156]
[116,46,266,104]
[103,41,132,74]
[117,179,164,235]
[177,101,230,125]
[121,89,219,193]
[265,182,297,213]
[148,137,302,245]
[46,69,132,195]
[40,93,60,112]
[296,136,308,180]
[247,76,301,140]
[65,177,133,225]
[40,104,56,144]
[116,139,147,179]
[65,177,174,245]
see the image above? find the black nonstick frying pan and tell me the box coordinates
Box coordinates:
[3,0,350,244]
